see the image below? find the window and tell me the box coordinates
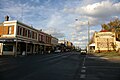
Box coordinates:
[17,26,20,35]
[32,31,34,39]
[30,31,32,38]
[34,32,37,39]
[25,29,28,37]
[23,28,25,36]
[3,45,13,51]
[23,28,27,37]
[28,30,30,38]
[8,26,12,34]
[39,34,41,41]
[41,35,43,42]
[20,27,22,35]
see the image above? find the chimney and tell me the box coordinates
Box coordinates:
[5,15,9,21]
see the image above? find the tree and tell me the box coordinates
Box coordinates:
[101,24,109,30]
[101,18,120,32]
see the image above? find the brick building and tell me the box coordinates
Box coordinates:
[0,16,55,56]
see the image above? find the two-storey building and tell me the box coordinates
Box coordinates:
[0,16,54,56]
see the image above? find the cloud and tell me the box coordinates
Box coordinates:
[30,0,40,3]
[74,1,120,17]
[44,27,65,38]
[89,29,95,33]
[65,1,120,27]
[46,12,64,27]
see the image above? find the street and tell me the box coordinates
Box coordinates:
[0,52,120,80]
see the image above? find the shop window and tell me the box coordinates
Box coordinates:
[17,44,21,52]
[27,44,31,52]
[3,45,13,51]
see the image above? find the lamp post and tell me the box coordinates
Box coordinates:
[87,21,90,53]
[75,19,90,51]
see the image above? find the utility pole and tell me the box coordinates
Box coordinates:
[87,21,90,53]
[88,21,90,43]
[21,6,23,21]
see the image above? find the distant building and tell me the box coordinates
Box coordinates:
[58,40,74,52]
[51,36,58,52]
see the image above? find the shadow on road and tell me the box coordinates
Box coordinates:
[84,53,120,80]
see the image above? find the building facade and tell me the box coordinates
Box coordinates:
[51,37,58,52]
[89,31,116,52]
[58,40,74,52]
[0,18,55,56]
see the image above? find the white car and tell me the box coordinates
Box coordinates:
[81,49,87,55]
[55,50,61,53]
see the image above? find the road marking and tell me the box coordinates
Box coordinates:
[82,56,86,66]
[82,66,86,69]
[79,55,87,79]
[81,69,86,73]
[80,74,86,78]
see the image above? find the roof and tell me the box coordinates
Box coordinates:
[100,30,109,32]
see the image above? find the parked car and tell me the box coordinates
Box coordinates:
[54,50,61,53]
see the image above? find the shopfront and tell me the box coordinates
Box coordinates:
[0,39,16,55]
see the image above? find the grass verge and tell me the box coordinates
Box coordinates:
[93,51,120,59]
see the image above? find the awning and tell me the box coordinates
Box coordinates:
[89,43,95,46]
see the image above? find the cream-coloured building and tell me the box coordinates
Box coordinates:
[95,32,116,52]
[89,31,117,52]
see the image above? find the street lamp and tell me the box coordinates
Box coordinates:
[87,21,90,53]
[75,19,90,52]
[75,19,90,49]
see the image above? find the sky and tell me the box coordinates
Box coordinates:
[0,0,120,48]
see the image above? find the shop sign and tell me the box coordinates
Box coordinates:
[96,33,114,37]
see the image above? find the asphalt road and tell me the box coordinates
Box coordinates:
[0,52,120,80]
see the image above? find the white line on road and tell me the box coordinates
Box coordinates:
[80,74,86,78]
[82,66,86,69]
[82,56,86,66]
[81,69,86,73]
